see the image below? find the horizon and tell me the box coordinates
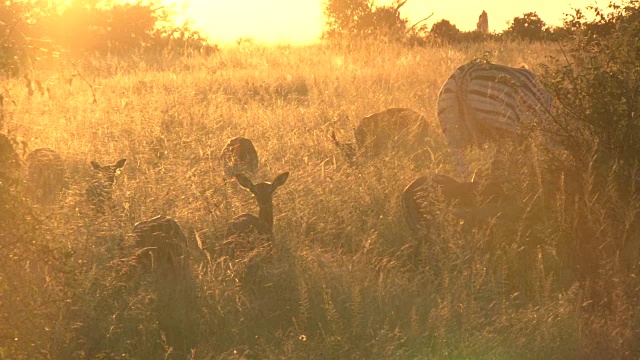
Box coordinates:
[165,0,601,45]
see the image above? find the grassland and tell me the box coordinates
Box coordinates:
[1,40,639,359]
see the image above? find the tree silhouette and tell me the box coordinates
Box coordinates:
[505,12,547,41]
[323,0,410,42]
[0,0,216,75]
[430,20,460,43]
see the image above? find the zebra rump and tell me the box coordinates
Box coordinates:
[437,60,553,151]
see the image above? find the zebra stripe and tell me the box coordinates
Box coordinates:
[437,60,553,151]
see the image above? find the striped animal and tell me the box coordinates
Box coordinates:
[331,108,432,164]
[222,172,289,258]
[86,158,127,213]
[133,215,187,274]
[402,173,505,235]
[220,137,259,179]
[437,60,553,160]
[25,148,66,205]
[402,172,506,267]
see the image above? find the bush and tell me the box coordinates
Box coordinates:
[540,1,640,181]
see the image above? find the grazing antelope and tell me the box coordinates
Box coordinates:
[437,60,554,173]
[25,148,65,204]
[86,158,127,213]
[331,108,432,164]
[220,137,259,179]
[133,215,187,274]
[222,172,289,257]
[402,172,505,235]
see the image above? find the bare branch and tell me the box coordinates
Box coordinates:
[408,12,434,32]
[395,0,408,11]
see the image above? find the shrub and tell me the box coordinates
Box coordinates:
[540,1,640,181]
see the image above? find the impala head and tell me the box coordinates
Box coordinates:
[91,158,127,183]
[223,172,290,254]
[330,130,357,164]
[236,171,289,212]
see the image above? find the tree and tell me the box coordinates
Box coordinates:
[505,12,548,41]
[540,1,640,180]
[322,0,410,42]
[0,1,53,76]
[430,19,460,43]
[0,0,216,75]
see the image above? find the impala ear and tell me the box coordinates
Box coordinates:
[235,173,255,191]
[330,130,341,146]
[271,172,289,190]
[90,161,101,170]
[114,158,127,169]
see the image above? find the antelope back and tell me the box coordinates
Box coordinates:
[133,215,187,274]
[355,108,430,158]
[25,148,65,205]
[220,137,259,179]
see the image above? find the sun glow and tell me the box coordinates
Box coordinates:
[164,0,597,45]
[168,0,324,45]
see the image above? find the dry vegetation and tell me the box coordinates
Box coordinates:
[1,40,639,359]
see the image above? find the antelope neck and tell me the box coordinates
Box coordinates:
[258,203,274,230]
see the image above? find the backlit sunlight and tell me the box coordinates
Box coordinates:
[164,0,598,45]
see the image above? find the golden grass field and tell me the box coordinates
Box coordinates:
[2,40,639,359]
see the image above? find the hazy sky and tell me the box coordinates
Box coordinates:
[167,0,600,45]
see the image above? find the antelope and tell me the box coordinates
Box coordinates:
[330,108,432,165]
[222,172,289,257]
[133,215,187,274]
[25,148,66,205]
[86,158,127,213]
[402,172,505,235]
[402,172,508,268]
[220,137,259,179]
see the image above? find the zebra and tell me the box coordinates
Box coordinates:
[436,60,554,175]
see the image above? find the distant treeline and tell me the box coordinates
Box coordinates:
[0,0,217,75]
[322,0,639,46]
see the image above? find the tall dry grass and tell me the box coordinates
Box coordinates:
[1,40,639,359]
